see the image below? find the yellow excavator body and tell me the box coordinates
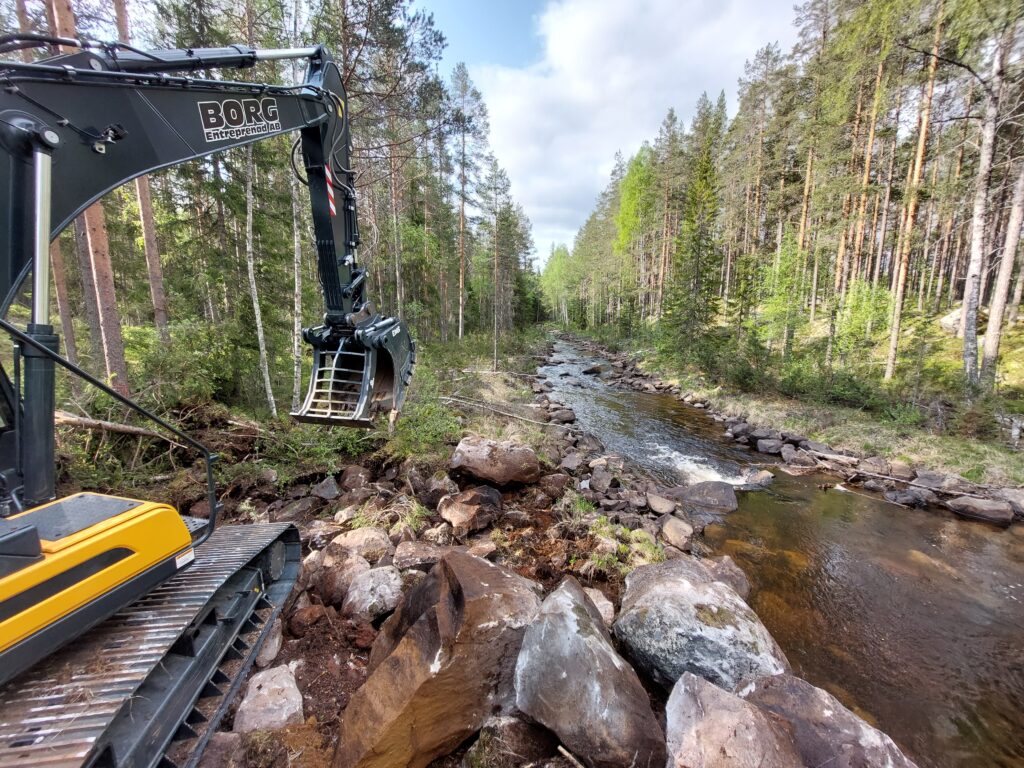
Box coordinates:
[0,493,193,656]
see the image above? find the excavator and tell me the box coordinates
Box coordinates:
[0,36,414,767]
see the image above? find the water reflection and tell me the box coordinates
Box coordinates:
[542,340,1024,768]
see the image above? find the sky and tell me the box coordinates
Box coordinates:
[419,0,799,265]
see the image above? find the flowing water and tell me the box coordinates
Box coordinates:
[540,340,1024,768]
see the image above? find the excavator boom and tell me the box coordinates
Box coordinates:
[0,38,412,768]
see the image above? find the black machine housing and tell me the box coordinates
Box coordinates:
[0,40,415,512]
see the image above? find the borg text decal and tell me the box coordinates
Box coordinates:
[198,98,281,142]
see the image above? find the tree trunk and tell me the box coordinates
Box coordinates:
[290,173,304,412]
[852,60,885,277]
[73,217,103,363]
[884,14,941,381]
[980,160,1024,386]
[245,146,277,417]
[458,132,467,338]
[49,242,78,366]
[962,21,1014,386]
[82,204,131,395]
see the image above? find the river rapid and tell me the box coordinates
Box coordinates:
[539,340,1024,768]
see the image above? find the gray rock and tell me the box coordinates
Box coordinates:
[705,555,751,600]
[614,559,788,691]
[421,473,458,509]
[393,540,452,571]
[677,481,738,512]
[317,554,371,606]
[647,493,677,514]
[255,618,282,668]
[539,472,572,499]
[515,577,667,768]
[944,496,1014,526]
[742,674,920,768]
[756,438,785,455]
[560,452,584,472]
[450,436,542,486]
[342,566,404,621]
[233,665,303,734]
[858,456,890,476]
[590,468,614,493]
[659,514,693,551]
[994,487,1024,516]
[421,522,455,546]
[781,444,816,466]
[326,527,395,564]
[583,587,615,626]
[549,408,577,424]
[271,495,319,523]
[666,673,803,768]
[312,475,341,500]
[439,486,502,538]
[198,732,244,768]
[889,460,915,481]
[746,469,774,486]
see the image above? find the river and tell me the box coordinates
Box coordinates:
[539,340,1024,768]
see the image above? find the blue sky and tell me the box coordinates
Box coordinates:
[418,0,799,263]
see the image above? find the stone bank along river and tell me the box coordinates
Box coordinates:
[540,341,1024,768]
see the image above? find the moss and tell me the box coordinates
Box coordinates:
[695,603,738,630]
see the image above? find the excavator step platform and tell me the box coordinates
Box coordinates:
[0,523,300,768]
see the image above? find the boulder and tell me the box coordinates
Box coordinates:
[614,559,788,691]
[994,487,1024,516]
[254,618,282,668]
[450,436,542,486]
[334,553,541,768]
[582,363,604,375]
[421,473,458,509]
[549,408,577,424]
[746,469,774,487]
[889,460,915,481]
[342,566,404,621]
[590,467,614,493]
[730,422,751,437]
[742,674,920,768]
[781,444,816,466]
[583,587,615,626]
[705,555,750,600]
[421,522,455,546]
[233,665,303,734]
[438,485,503,538]
[647,493,677,514]
[539,472,572,499]
[756,438,785,455]
[318,554,371,606]
[659,515,693,551]
[198,732,244,768]
[515,577,667,768]
[677,481,738,512]
[289,604,326,637]
[858,456,890,476]
[312,475,341,500]
[944,496,1014,526]
[326,528,394,564]
[666,673,803,768]
[461,716,559,768]
[271,496,318,523]
[340,465,372,491]
[393,540,452,571]
[560,452,584,472]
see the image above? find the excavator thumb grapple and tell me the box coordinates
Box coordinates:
[0,38,410,768]
[293,316,415,428]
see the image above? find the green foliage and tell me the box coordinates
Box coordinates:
[378,366,460,461]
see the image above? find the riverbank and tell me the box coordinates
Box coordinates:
[564,333,1024,528]
[130,332,926,768]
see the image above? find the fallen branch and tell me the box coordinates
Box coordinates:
[55,410,184,449]
[557,746,586,768]
[441,396,573,430]
[461,369,541,379]
[836,464,994,500]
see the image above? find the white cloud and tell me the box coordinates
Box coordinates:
[473,0,797,263]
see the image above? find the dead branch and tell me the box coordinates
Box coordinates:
[55,410,184,449]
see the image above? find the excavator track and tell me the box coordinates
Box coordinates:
[0,523,300,768]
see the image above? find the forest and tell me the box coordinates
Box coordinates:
[0,0,539,423]
[541,0,1024,444]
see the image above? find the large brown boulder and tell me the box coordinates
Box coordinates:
[450,436,542,486]
[515,577,666,768]
[333,552,542,768]
[666,673,803,768]
[742,674,919,768]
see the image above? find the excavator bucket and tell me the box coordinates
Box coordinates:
[292,316,415,429]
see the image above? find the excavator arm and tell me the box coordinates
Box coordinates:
[0,40,415,507]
